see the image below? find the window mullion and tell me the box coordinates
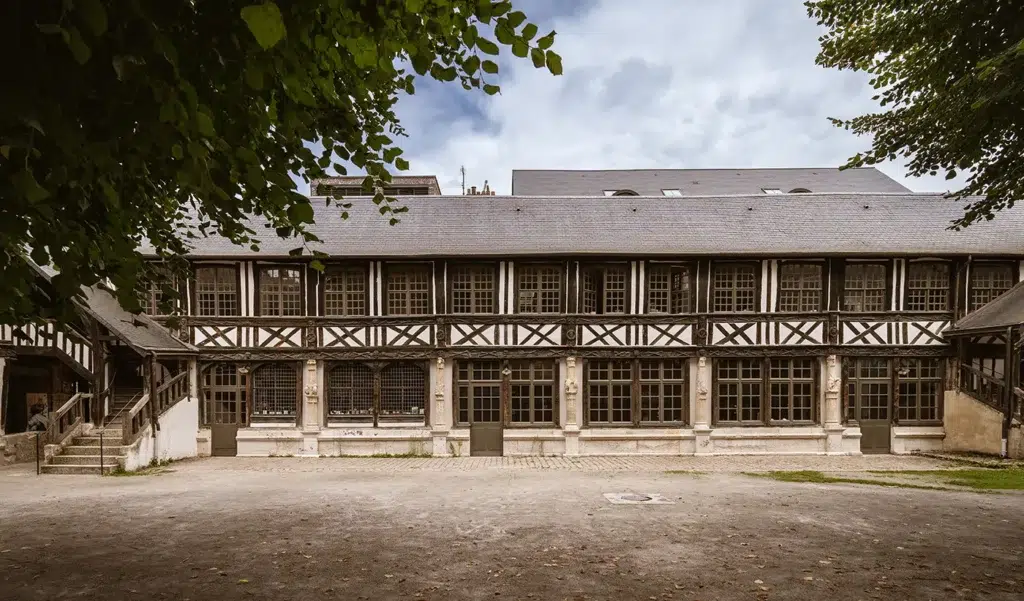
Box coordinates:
[761,359,769,425]
[632,359,640,427]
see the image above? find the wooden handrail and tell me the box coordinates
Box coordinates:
[155,372,190,415]
[49,392,92,445]
[959,363,1007,411]
[123,393,152,446]
[53,392,88,420]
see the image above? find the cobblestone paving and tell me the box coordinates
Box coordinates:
[196,453,953,473]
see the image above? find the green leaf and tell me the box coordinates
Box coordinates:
[506,11,526,29]
[537,31,556,50]
[196,112,215,137]
[394,157,410,171]
[477,38,499,55]
[348,37,378,69]
[77,0,108,36]
[522,23,538,40]
[13,170,50,203]
[546,50,562,75]
[287,202,314,224]
[495,23,514,45]
[65,26,92,64]
[530,47,545,69]
[241,3,287,50]
[482,59,499,74]
[511,40,528,58]
[171,144,183,159]
[464,55,480,75]
[245,65,265,90]
[464,25,479,47]
[483,83,500,95]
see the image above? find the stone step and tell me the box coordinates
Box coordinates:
[73,435,125,446]
[51,455,123,466]
[62,445,127,456]
[90,429,123,438]
[41,464,118,475]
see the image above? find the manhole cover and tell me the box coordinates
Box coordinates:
[603,493,675,505]
[620,494,652,502]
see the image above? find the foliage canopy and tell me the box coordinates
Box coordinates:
[808,0,1024,229]
[0,0,560,323]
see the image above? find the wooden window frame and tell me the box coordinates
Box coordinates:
[454,359,560,427]
[583,359,688,427]
[579,263,631,315]
[841,261,890,313]
[895,357,944,425]
[323,362,374,422]
[904,260,952,312]
[514,263,565,314]
[255,264,305,317]
[383,263,433,316]
[192,264,241,317]
[968,261,1016,312]
[448,262,499,315]
[321,264,369,317]
[713,357,818,426]
[645,262,695,314]
[200,363,248,427]
[710,261,760,313]
[842,357,944,426]
[249,362,302,425]
[324,361,428,426]
[776,261,824,313]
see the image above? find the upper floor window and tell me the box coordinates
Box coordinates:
[323,267,367,316]
[259,267,303,316]
[450,265,496,314]
[141,273,175,316]
[516,264,562,314]
[761,188,782,195]
[778,263,822,312]
[843,263,887,312]
[386,265,431,315]
[646,264,693,314]
[905,262,949,312]
[970,263,1015,311]
[712,263,757,312]
[194,266,238,316]
[581,265,629,314]
[662,189,682,196]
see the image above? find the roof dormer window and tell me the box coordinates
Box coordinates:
[662,189,682,196]
[762,188,783,195]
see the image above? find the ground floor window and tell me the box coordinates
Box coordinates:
[201,363,248,426]
[325,361,426,425]
[252,362,300,422]
[586,359,687,426]
[714,358,817,426]
[455,359,558,426]
[844,357,943,425]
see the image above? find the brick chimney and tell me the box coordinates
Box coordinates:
[466,180,496,196]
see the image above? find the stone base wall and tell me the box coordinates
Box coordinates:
[942,390,1004,456]
[0,431,45,465]
[892,426,945,454]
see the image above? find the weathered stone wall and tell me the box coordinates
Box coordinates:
[943,390,1004,456]
[0,431,44,465]
[1008,423,1024,459]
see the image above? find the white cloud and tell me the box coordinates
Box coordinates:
[393,0,969,195]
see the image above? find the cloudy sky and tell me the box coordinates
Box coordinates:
[382,0,965,195]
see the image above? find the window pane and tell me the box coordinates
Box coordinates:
[970,264,1014,311]
[896,358,941,422]
[324,268,366,316]
[387,267,431,315]
[252,363,297,418]
[326,363,373,418]
[452,266,495,314]
[768,358,815,423]
[517,266,562,314]
[509,360,557,424]
[778,264,822,312]
[638,359,687,424]
[587,360,632,424]
[647,266,692,314]
[843,263,886,312]
[604,268,628,314]
[196,267,238,316]
[380,363,425,418]
[456,361,503,425]
[906,263,949,311]
[713,264,757,312]
[259,268,302,316]
[716,359,762,423]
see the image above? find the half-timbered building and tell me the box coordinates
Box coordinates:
[4,168,1023,466]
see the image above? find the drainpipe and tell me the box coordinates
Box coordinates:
[1002,326,1013,458]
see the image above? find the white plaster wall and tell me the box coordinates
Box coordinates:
[196,428,211,457]
[124,396,200,470]
[891,426,945,454]
[317,427,431,456]
[943,390,1003,455]
[236,428,304,456]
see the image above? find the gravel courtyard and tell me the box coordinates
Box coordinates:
[2,456,1022,601]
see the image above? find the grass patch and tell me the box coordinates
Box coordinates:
[665,470,705,476]
[870,469,1024,490]
[747,470,948,491]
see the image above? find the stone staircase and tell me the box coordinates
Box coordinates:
[41,417,126,475]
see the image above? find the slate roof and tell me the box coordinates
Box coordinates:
[32,263,193,355]
[511,167,911,196]
[154,192,1024,258]
[947,281,1024,335]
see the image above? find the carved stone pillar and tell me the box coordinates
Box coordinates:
[299,359,320,456]
[431,357,451,456]
[824,354,845,454]
[563,356,581,456]
[694,356,712,455]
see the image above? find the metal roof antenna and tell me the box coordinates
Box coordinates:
[460,165,466,196]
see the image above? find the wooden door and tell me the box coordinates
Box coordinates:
[469,381,503,457]
[858,383,892,454]
[204,364,247,457]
